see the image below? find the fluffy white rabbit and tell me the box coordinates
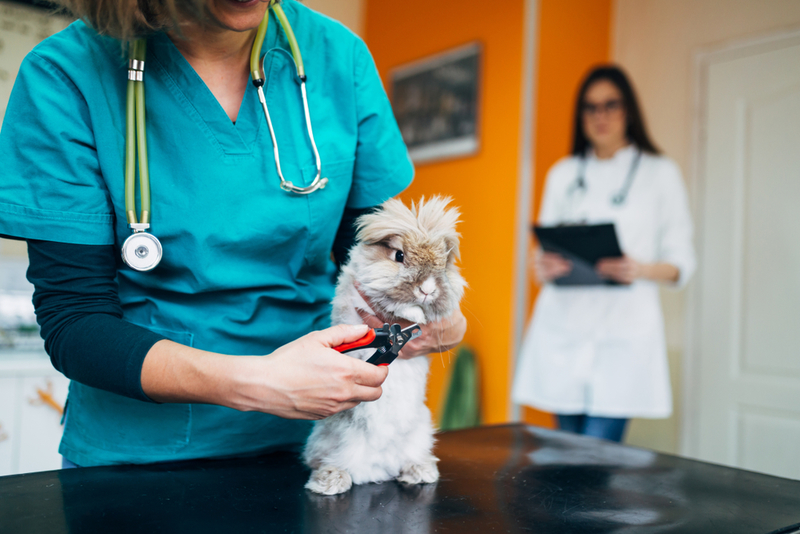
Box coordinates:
[303,196,466,495]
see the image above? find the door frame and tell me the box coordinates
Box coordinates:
[681,25,800,458]
[510,0,539,421]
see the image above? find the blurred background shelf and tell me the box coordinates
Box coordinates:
[0,349,68,476]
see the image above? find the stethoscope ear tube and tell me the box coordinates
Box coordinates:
[570,149,642,208]
[254,4,327,195]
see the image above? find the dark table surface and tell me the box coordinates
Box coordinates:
[1,424,799,534]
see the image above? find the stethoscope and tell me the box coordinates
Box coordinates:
[122,0,326,272]
[566,149,642,209]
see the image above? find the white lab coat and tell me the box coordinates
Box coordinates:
[512,145,695,418]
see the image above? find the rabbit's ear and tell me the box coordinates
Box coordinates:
[355,199,420,245]
[415,196,461,264]
[444,234,461,265]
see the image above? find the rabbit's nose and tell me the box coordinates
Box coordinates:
[420,277,437,296]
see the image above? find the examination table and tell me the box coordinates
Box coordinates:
[2,424,799,533]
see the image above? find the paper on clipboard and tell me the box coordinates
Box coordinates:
[532,223,624,286]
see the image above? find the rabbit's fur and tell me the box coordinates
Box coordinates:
[302,196,466,495]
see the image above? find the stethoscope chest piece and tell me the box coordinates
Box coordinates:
[122,227,163,272]
[119,5,323,276]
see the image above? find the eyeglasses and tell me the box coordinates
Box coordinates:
[581,99,624,116]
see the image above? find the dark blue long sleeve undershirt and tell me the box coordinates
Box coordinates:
[9,206,372,403]
[25,240,165,402]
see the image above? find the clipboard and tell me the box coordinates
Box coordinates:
[532,223,624,286]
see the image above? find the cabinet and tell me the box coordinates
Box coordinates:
[0,350,69,476]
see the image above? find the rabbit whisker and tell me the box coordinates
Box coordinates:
[460,300,482,328]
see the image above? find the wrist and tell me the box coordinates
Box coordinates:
[637,262,680,283]
[194,352,269,412]
[638,262,653,280]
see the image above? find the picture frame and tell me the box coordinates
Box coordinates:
[390,42,481,165]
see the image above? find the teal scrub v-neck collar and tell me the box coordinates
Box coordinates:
[147,25,279,157]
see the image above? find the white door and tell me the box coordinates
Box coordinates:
[687,30,800,479]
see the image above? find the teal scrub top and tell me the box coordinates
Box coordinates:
[0,1,413,466]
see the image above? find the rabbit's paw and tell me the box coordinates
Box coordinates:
[305,466,353,495]
[397,459,439,485]
[396,305,426,324]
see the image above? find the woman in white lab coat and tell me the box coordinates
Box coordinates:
[512,65,695,442]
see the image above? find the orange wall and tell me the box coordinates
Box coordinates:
[363,0,612,427]
[364,0,526,425]
[522,0,613,425]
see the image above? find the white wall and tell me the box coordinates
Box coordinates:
[614,0,800,454]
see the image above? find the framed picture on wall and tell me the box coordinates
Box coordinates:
[390,42,481,165]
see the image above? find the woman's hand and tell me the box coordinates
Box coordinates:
[531,248,572,284]
[142,324,389,420]
[250,324,390,418]
[358,307,467,359]
[595,255,642,284]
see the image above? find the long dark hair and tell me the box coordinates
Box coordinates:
[571,65,659,156]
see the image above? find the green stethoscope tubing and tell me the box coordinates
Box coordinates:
[250,1,304,81]
[126,39,149,226]
[123,2,326,271]
[249,2,326,195]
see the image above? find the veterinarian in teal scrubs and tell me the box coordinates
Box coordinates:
[0,0,466,467]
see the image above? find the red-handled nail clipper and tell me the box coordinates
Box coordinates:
[335,323,422,366]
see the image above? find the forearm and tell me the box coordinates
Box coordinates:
[640,262,680,283]
[140,341,264,412]
[140,340,227,405]
[144,324,386,419]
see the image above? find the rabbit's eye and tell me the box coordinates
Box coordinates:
[394,250,405,263]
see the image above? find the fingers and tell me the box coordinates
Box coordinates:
[595,257,637,284]
[357,309,385,329]
[541,251,567,263]
[313,323,370,348]
[596,257,624,270]
[536,252,572,283]
[549,262,572,278]
[352,300,468,358]
[542,257,571,272]
[350,383,384,403]
[355,308,414,329]
[315,362,385,416]
[595,261,614,275]
[398,307,467,358]
[350,358,388,388]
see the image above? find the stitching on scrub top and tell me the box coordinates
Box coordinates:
[352,41,369,125]
[30,52,89,107]
[149,53,227,158]
[0,201,114,223]
[29,52,102,155]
